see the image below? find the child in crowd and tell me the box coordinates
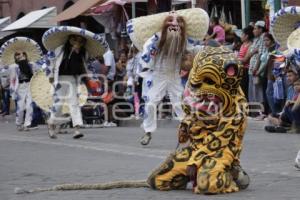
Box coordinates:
[205,17,225,44]
[180,51,193,87]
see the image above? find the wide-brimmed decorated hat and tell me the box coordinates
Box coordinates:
[287,28,300,53]
[0,37,43,66]
[271,6,300,50]
[42,26,109,58]
[126,8,209,51]
[30,70,88,113]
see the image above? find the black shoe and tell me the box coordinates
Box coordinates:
[140,132,151,145]
[265,125,287,133]
[73,129,84,139]
[1,112,9,117]
[23,125,38,131]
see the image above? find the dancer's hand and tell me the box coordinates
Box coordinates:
[49,77,54,84]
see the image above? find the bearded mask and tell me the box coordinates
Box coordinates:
[159,11,186,51]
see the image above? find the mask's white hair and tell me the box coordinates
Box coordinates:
[157,30,185,69]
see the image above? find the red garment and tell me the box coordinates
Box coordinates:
[238,43,251,68]
[293,92,299,101]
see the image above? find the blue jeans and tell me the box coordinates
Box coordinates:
[281,105,300,127]
[266,80,276,115]
[1,88,10,114]
[292,106,300,127]
[266,80,284,116]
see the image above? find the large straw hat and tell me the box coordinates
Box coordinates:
[30,70,88,113]
[126,8,209,51]
[271,6,300,50]
[0,37,42,66]
[287,28,300,53]
[42,26,109,58]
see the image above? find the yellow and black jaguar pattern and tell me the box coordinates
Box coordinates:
[147,46,249,194]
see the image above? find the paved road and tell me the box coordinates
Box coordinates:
[0,116,300,200]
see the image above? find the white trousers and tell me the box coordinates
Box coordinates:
[142,74,184,133]
[295,150,300,164]
[48,76,83,127]
[15,82,33,127]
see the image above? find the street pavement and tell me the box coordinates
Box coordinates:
[0,115,300,200]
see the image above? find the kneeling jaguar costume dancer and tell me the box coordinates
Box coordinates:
[15,10,249,195]
[147,46,249,193]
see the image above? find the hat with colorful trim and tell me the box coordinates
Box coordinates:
[126,8,209,51]
[42,26,109,58]
[0,37,42,66]
[271,6,300,50]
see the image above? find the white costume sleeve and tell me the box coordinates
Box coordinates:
[44,46,64,82]
[140,33,161,70]
[44,50,56,79]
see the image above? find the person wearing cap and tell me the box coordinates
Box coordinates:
[248,20,267,119]
[127,9,209,145]
[42,26,108,139]
[0,37,43,131]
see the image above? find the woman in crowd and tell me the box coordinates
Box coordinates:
[238,25,254,100]
[255,33,277,117]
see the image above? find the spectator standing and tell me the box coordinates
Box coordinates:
[103,49,116,85]
[238,26,254,99]
[115,50,127,96]
[0,66,10,116]
[125,45,143,117]
[248,20,266,119]
[256,33,277,117]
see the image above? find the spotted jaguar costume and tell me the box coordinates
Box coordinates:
[147,46,250,194]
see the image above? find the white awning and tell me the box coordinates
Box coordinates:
[172,0,191,5]
[0,17,15,39]
[0,17,11,29]
[2,7,57,31]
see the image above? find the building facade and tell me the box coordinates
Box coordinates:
[0,0,75,20]
[288,0,300,6]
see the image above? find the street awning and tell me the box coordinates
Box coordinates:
[86,0,147,15]
[53,0,148,22]
[0,17,15,39]
[2,7,57,31]
[53,0,107,22]
[173,0,192,5]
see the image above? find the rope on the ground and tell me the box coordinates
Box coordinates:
[14,180,149,194]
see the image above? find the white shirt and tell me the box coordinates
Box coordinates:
[0,67,10,88]
[103,49,116,81]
